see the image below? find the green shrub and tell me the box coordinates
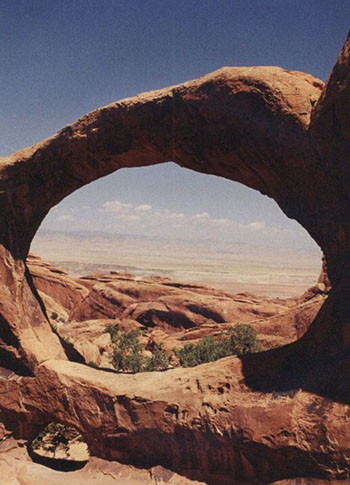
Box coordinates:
[226,323,259,355]
[175,324,259,368]
[110,329,144,372]
[106,326,170,373]
[143,343,171,371]
[105,323,258,372]
[103,323,120,341]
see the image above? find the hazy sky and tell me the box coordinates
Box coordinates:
[1,1,349,252]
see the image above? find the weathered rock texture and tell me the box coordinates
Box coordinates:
[0,425,204,485]
[0,31,350,484]
[28,255,89,316]
[41,256,326,355]
[26,255,325,369]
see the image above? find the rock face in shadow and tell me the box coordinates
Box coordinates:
[0,424,204,485]
[0,32,350,484]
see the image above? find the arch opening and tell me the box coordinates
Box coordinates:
[31,162,322,298]
[27,163,325,373]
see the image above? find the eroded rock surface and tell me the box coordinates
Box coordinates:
[0,31,350,484]
[26,255,324,370]
[28,255,89,317]
[0,425,204,485]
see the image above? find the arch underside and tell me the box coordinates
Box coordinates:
[0,33,350,484]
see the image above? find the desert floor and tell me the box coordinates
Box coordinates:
[31,231,322,298]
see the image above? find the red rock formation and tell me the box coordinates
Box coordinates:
[27,255,89,315]
[0,31,350,484]
[70,271,291,326]
[27,256,314,369]
[59,265,320,367]
[0,425,204,484]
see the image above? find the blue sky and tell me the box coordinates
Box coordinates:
[1,1,349,251]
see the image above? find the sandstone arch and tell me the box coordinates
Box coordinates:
[0,32,350,484]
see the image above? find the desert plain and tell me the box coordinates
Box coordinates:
[31,230,322,299]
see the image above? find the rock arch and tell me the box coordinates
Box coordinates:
[0,32,350,484]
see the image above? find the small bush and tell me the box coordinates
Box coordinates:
[226,323,259,355]
[175,324,259,368]
[50,312,58,320]
[143,343,171,371]
[31,422,82,455]
[110,329,144,372]
[104,323,119,341]
[105,323,258,372]
[106,326,170,373]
